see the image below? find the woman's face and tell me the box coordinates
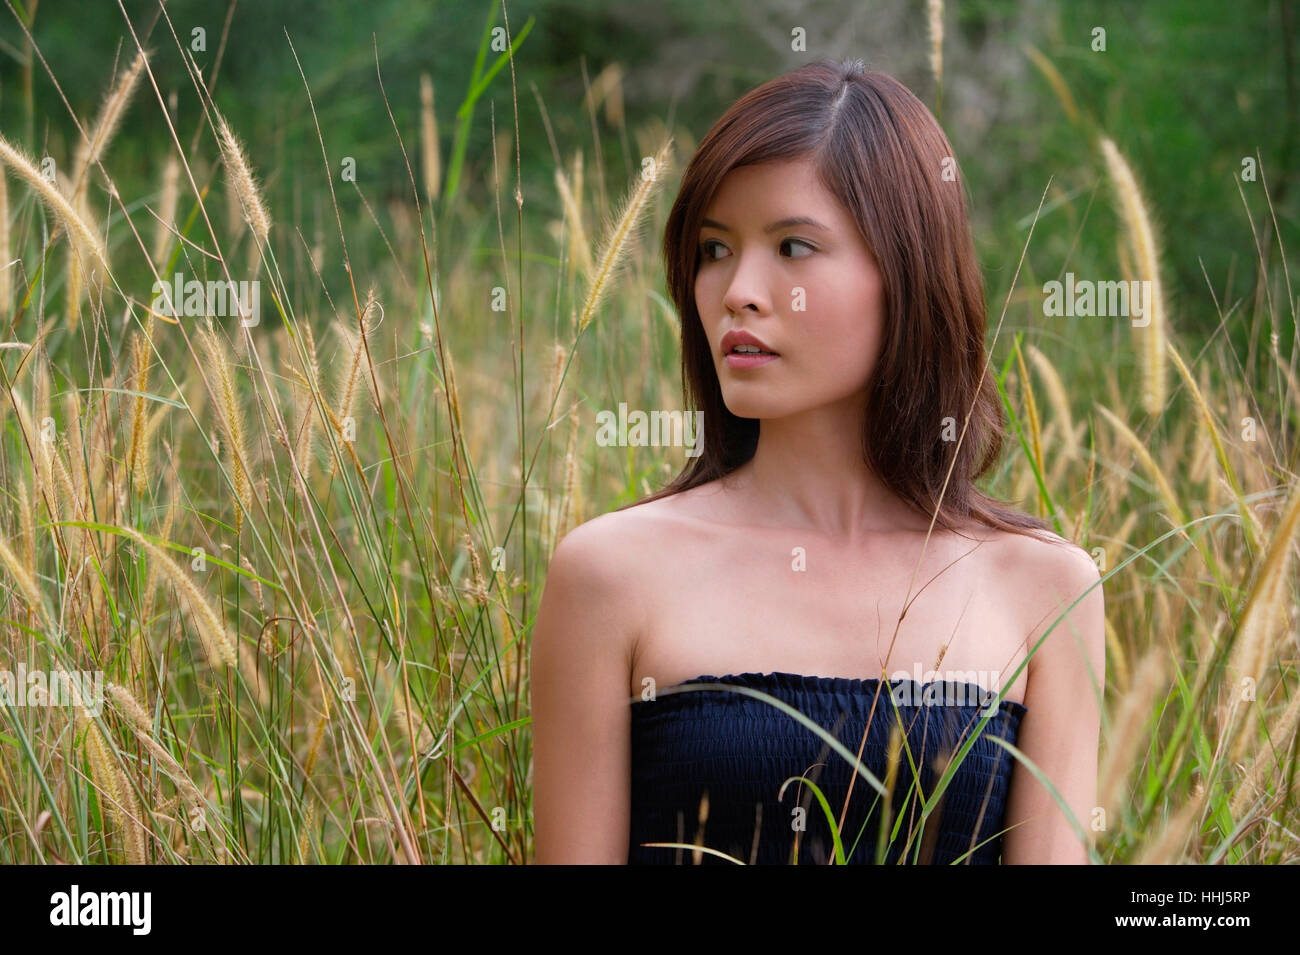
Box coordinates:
[693,158,886,420]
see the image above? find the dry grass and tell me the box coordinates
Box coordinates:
[0,17,1296,868]
[0,132,108,272]
[213,107,272,245]
[1100,136,1168,417]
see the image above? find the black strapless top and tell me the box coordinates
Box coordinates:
[628,671,1026,864]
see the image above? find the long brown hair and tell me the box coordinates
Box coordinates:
[623,59,1055,542]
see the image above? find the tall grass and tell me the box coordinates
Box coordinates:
[0,8,1297,866]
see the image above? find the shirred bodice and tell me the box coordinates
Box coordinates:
[628,671,1026,864]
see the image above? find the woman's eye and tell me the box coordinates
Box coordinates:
[698,239,727,262]
[781,238,816,259]
[697,238,815,263]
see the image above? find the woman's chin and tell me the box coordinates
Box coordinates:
[721,397,786,420]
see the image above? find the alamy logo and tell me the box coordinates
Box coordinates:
[1042,272,1153,326]
[49,885,151,935]
[594,403,703,457]
[151,272,260,326]
[888,664,1005,717]
[0,665,103,717]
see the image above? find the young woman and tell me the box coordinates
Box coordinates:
[531,60,1105,864]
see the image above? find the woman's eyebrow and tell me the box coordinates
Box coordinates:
[700,215,831,234]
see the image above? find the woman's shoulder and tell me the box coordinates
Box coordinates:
[578,481,729,538]
[557,494,677,549]
[547,486,731,600]
[540,494,709,674]
[546,512,638,582]
[987,526,1100,590]
[546,493,689,584]
[981,525,1105,676]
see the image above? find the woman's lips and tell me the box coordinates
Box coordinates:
[723,352,779,369]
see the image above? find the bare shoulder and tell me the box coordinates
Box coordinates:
[995,528,1102,598]
[532,506,673,863]
[547,498,678,582]
[998,527,1106,863]
[547,508,646,581]
[556,485,718,558]
[993,528,1105,678]
[540,503,672,649]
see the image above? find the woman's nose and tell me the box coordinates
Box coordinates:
[720,255,771,316]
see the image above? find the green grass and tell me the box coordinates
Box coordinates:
[0,2,1298,865]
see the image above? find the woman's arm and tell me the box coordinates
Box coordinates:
[530,518,638,864]
[1001,541,1107,865]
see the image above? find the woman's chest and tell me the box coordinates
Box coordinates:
[627,526,1030,705]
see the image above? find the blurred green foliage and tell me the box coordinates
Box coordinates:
[0,0,1293,355]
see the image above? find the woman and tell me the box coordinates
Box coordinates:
[531,60,1105,864]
